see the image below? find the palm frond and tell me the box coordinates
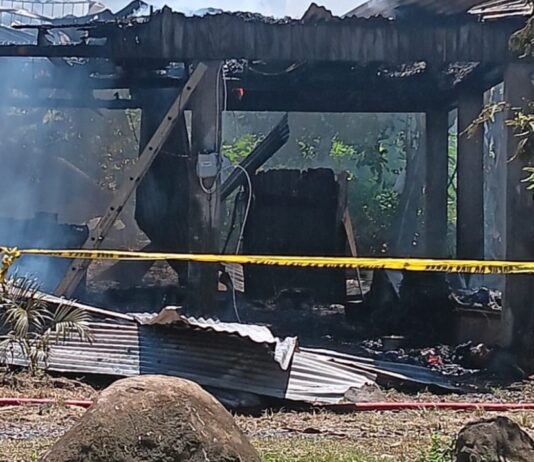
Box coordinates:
[51,305,94,343]
[0,275,94,374]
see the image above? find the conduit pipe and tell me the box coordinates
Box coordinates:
[331,402,534,412]
[0,398,534,412]
[0,397,92,408]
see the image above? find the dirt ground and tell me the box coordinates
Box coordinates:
[1,374,534,462]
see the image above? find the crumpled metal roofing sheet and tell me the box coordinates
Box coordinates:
[0,299,462,405]
[348,0,531,18]
[469,0,533,18]
[300,348,464,391]
[4,319,373,404]
[134,307,297,370]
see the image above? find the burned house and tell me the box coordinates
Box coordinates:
[0,0,533,367]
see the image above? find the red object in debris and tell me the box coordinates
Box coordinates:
[426,355,443,366]
[234,87,245,100]
[331,402,534,412]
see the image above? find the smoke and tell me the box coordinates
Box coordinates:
[0,53,140,292]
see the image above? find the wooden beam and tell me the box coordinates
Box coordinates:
[107,10,521,64]
[0,13,523,65]
[503,62,534,361]
[457,90,485,259]
[0,44,108,58]
[187,61,223,316]
[53,63,207,298]
[425,108,449,258]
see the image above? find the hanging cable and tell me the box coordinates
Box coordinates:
[219,163,253,323]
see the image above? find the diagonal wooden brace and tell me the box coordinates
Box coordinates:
[54,63,208,298]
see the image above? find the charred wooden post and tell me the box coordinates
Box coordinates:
[134,90,190,283]
[187,62,224,316]
[54,65,207,297]
[425,108,449,258]
[503,63,534,363]
[457,89,485,260]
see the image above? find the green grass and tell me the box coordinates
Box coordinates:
[0,432,454,462]
[415,434,454,462]
[254,434,454,462]
[254,438,392,462]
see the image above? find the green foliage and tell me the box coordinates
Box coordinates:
[0,276,93,375]
[222,112,421,256]
[416,434,454,462]
[326,135,404,255]
[510,14,534,58]
[522,166,534,190]
[297,135,321,162]
[330,135,359,160]
[223,134,263,164]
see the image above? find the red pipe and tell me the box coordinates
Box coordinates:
[331,402,534,412]
[0,398,533,412]
[0,397,93,408]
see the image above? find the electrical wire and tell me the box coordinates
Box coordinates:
[219,163,253,324]
[232,165,253,254]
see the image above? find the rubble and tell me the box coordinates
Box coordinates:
[451,286,503,312]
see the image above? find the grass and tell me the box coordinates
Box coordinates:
[0,438,56,462]
[415,434,454,462]
[254,438,394,462]
[1,434,453,462]
[255,435,454,461]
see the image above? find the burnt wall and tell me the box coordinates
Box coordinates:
[243,168,345,303]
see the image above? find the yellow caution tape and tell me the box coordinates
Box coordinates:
[2,246,534,275]
[0,247,21,282]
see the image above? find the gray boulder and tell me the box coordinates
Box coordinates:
[454,416,534,462]
[40,375,261,462]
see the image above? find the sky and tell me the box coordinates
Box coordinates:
[106,0,365,17]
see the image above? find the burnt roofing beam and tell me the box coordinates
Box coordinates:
[100,10,524,65]
[0,44,109,58]
[0,12,526,64]
[0,97,141,109]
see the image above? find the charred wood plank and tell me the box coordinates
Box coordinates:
[425,107,449,257]
[457,89,484,260]
[221,114,289,201]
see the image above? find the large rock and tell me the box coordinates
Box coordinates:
[40,375,261,462]
[454,416,534,462]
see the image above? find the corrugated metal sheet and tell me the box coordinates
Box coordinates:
[2,319,374,404]
[0,24,34,43]
[300,348,464,391]
[1,299,463,405]
[134,307,297,370]
[288,350,376,403]
[348,0,531,18]
[470,0,533,18]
